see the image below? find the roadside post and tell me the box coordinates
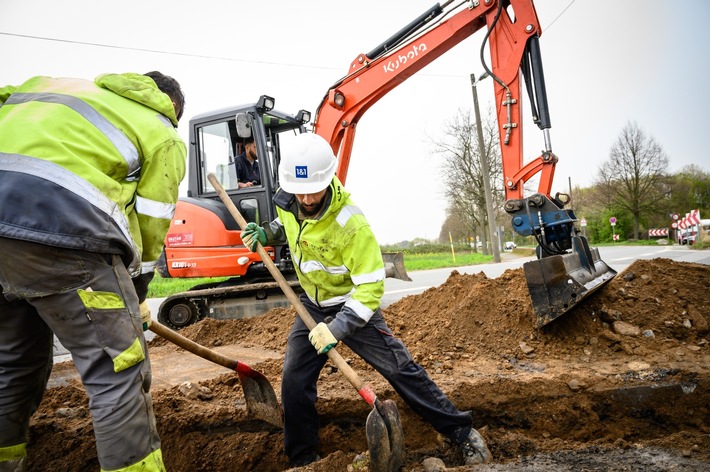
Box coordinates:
[449,231,456,264]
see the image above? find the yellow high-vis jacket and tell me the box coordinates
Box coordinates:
[272,177,385,340]
[0,73,186,277]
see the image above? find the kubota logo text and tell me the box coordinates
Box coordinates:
[382,43,428,73]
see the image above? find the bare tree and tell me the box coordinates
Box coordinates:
[431,108,502,250]
[596,121,669,239]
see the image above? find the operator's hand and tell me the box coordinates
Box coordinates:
[139,300,152,331]
[308,322,338,355]
[241,222,266,252]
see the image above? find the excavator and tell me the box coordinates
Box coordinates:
[156,0,616,330]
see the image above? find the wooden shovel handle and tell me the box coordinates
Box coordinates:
[207,173,371,399]
[149,320,259,377]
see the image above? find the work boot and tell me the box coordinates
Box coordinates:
[460,428,492,465]
[289,453,320,468]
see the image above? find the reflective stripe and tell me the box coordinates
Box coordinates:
[307,289,354,307]
[0,153,136,256]
[155,113,174,129]
[113,337,146,373]
[336,205,363,227]
[0,443,27,461]
[351,267,386,285]
[135,196,175,220]
[6,92,141,178]
[101,448,165,472]
[344,298,374,321]
[142,260,158,274]
[77,289,125,309]
[299,259,349,275]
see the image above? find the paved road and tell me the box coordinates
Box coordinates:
[54,245,708,362]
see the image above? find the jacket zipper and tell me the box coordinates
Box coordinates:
[295,220,322,308]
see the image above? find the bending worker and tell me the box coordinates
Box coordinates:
[240,132,493,468]
[0,72,186,471]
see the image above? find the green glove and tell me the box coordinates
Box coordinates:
[308,322,338,354]
[241,222,266,252]
[139,300,152,331]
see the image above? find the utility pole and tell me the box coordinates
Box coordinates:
[471,72,500,263]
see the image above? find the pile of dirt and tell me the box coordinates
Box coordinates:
[29,258,709,471]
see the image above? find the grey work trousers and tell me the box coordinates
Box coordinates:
[0,238,160,470]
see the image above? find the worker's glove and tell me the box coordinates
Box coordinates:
[308,322,338,355]
[241,222,266,252]
[139,300,152,331]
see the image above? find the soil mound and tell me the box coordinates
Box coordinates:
[30,258,709,471]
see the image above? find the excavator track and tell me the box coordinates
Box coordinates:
[157,279,303,330]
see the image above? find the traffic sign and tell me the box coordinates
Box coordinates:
[580,218,587,227]
[613,234,619,241]
[672,213,679,220]
[609,216,616,226]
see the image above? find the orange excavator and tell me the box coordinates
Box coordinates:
[156,0,616,330]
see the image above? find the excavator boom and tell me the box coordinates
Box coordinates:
[312,0,616,327]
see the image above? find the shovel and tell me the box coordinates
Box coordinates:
[207,173,405,472]
[148,321,283,428]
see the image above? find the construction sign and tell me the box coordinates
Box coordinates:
[649,228,669,237]
[678,209,701,229]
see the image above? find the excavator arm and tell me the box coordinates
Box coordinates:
[314,0,541,194]
[313,0,616,328]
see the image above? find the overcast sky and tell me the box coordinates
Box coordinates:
[2,1,709,244]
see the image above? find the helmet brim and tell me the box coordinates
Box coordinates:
[279,178,331,195]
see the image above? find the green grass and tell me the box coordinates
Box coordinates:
[401,251,493,270]
[147,274,229,298]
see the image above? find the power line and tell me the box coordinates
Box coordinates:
[0,31,338,71]
[544,0,575,31]
[2,1,577,77]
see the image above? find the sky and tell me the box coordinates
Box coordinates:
[2,0,709,245]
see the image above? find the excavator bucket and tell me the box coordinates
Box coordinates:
[382,252,412,281]
[524,236,616,328]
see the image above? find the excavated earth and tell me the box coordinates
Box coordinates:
[34,257,709,471]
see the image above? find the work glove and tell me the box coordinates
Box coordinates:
[139,300,152,331]
[241,222,266,252]
[308,322,338,355]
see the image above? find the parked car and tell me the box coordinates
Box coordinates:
[505,241,517,250]
[681,235,696,245]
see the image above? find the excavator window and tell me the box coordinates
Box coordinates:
[198,121,239,193]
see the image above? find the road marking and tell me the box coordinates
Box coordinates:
[385,286,432,296]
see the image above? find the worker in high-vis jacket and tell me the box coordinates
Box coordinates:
[0,72,186,472]
[240,133,492,468]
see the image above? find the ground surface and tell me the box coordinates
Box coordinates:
[33,258,709,471]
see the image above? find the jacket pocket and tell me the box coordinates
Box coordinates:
[77,289,145,373]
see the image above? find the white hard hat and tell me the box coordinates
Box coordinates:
[279,133,337,194]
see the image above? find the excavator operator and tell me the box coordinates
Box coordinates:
[240,132,493,467]
[236,135,261,188]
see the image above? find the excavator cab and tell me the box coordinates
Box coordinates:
[158,96,410,329]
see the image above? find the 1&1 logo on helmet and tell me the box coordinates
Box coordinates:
[295,166,308,179]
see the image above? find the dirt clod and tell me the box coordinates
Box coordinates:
[31,258,709,471]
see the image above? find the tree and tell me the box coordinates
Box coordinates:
[596,121,669,239]
[667,164,710,213]
[432,108,502,251]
